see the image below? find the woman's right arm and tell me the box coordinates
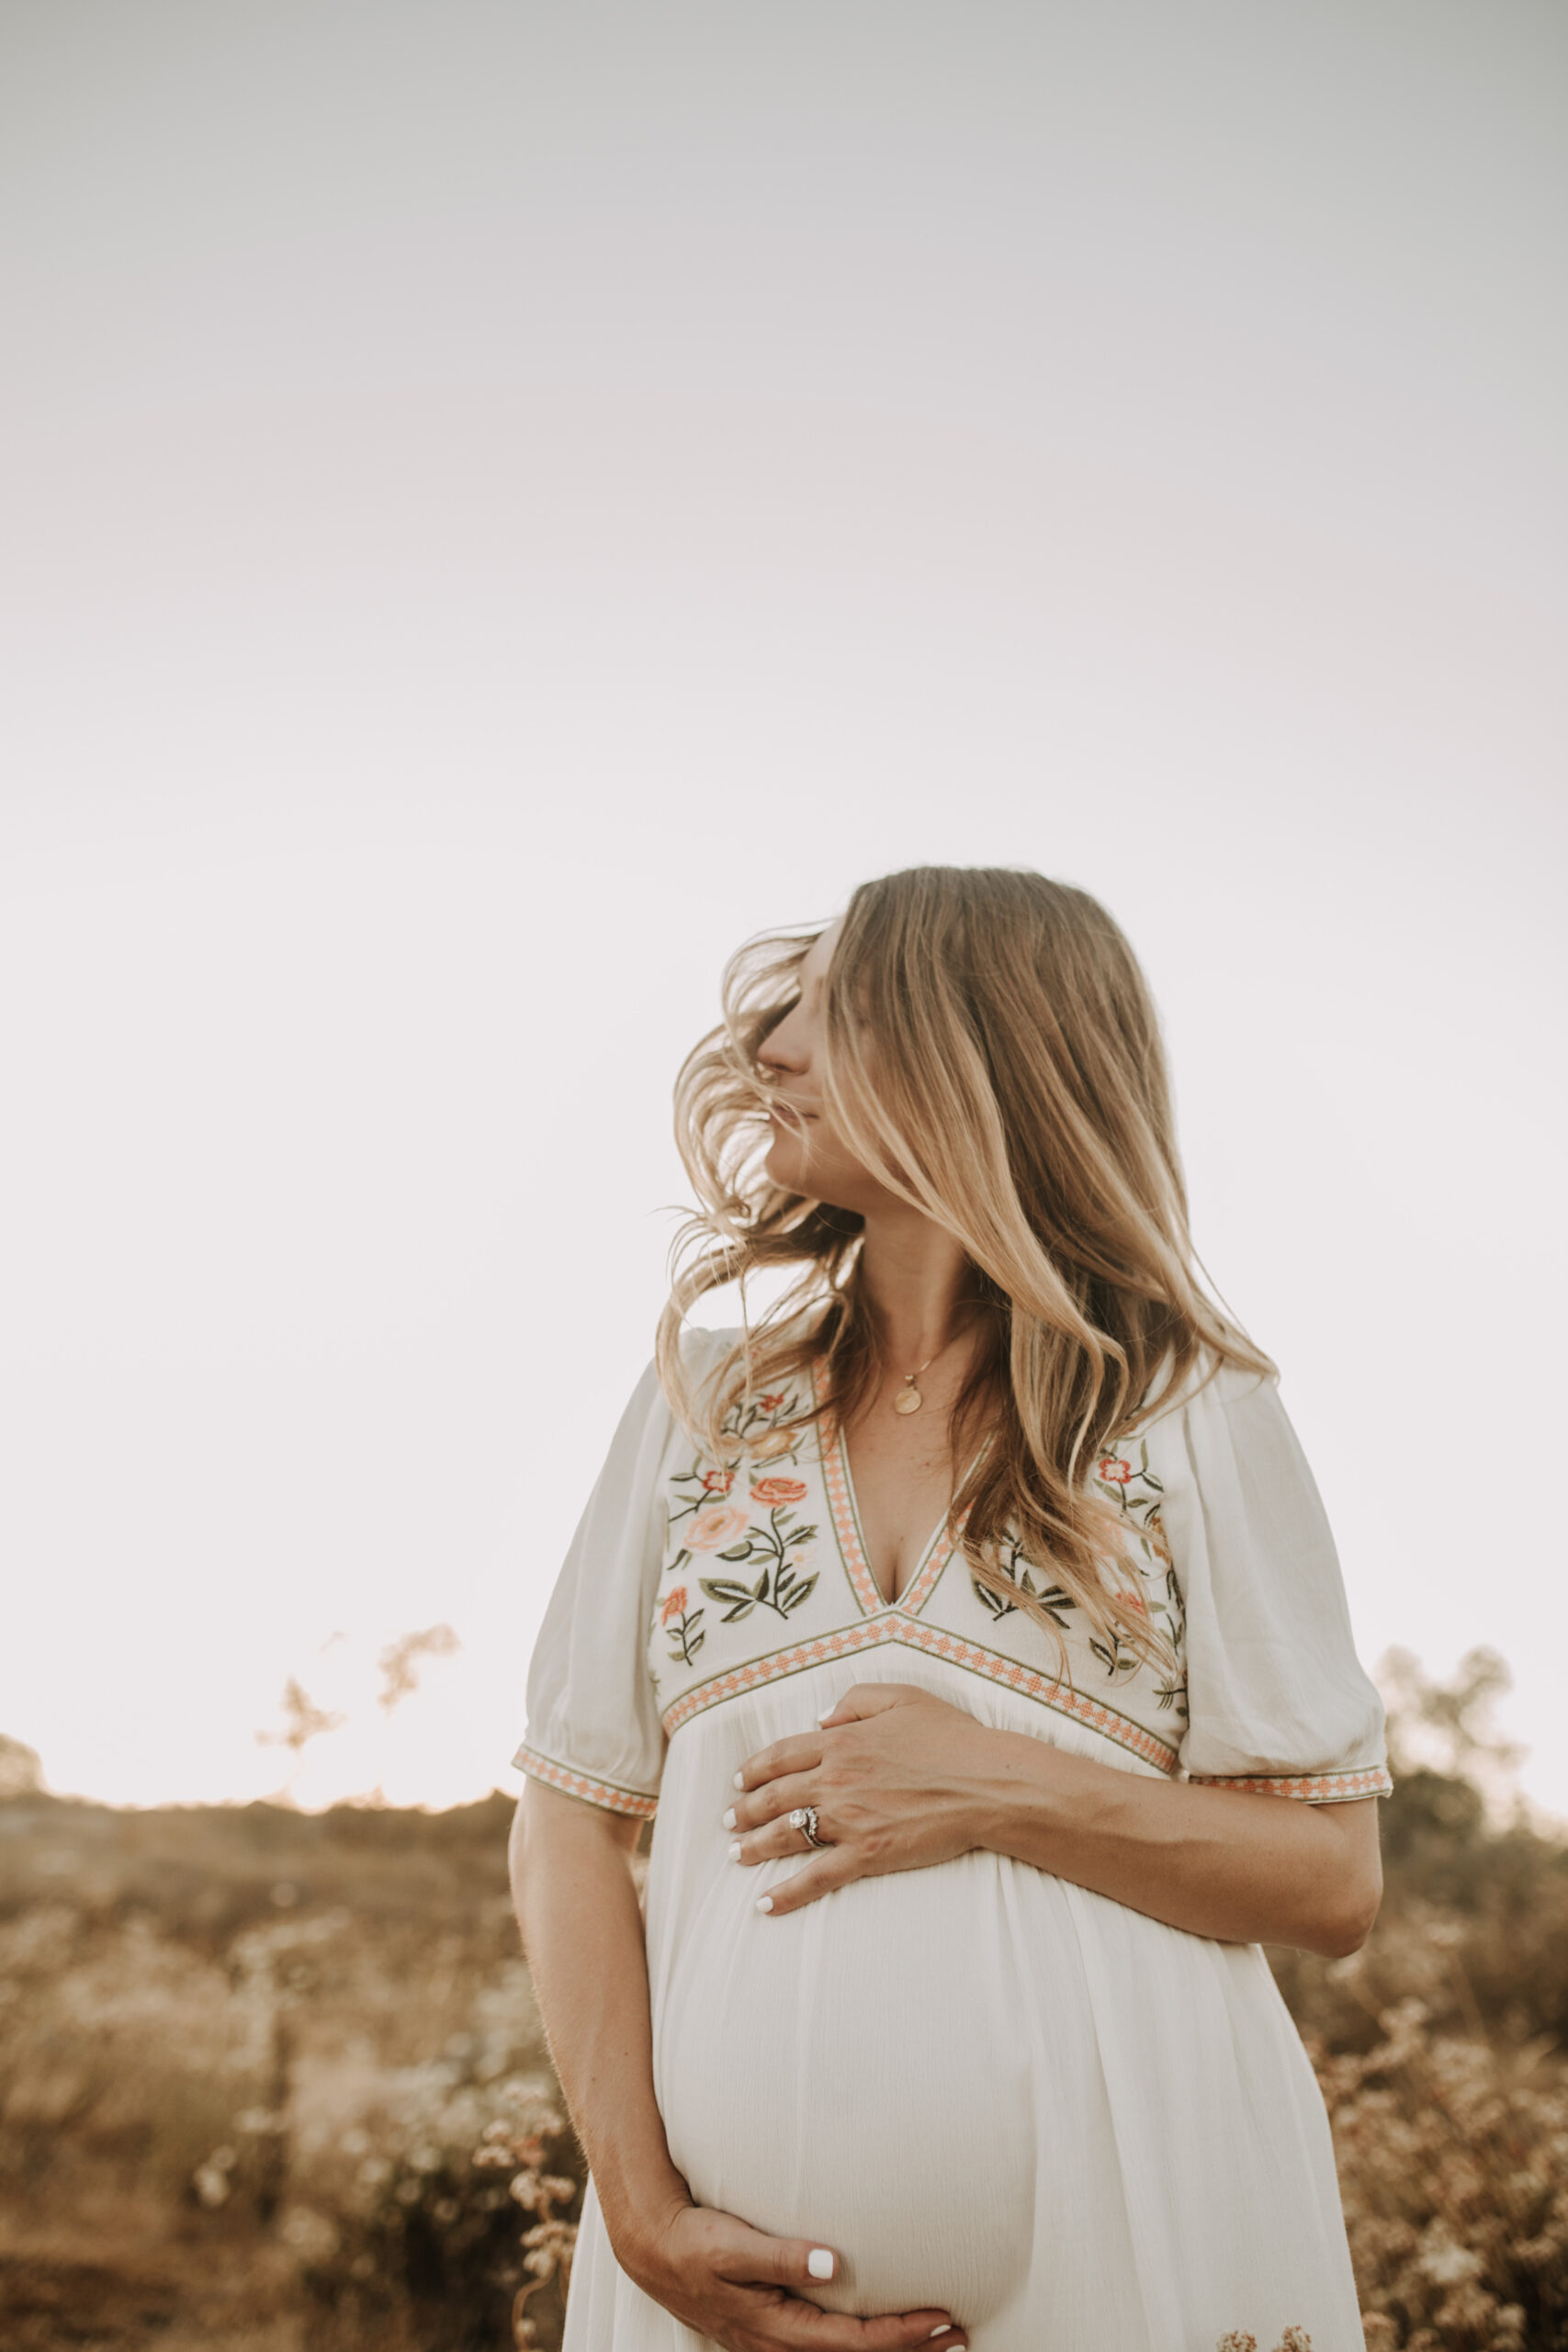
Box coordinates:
[509,1780,688,2256]
[509,1781,966,2350]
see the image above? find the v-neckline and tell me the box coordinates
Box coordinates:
[807,1360,959,1616]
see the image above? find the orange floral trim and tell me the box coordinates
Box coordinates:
[818,1421,959,1619]
[512,1744,660,1819]
[1190,1765,1393,1804]
[660,1613,1181,1774]
[818,1427,891,1616]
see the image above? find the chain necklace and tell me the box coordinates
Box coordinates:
[891,1327,969,1416]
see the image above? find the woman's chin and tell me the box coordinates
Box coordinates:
[762,1137,808,1193]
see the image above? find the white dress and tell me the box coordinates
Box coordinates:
[513,1331,1390,2352]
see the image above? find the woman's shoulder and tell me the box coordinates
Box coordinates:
[1127,1344,1279,1446]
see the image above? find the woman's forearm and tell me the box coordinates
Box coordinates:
[509,1782,689,2264]
[965,1732,1382,1957]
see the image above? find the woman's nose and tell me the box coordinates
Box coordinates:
[759,1012,810,1075]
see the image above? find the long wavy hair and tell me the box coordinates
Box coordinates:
[655,865,1273,1670]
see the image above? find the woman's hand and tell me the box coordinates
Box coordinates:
[728,1682,997,1917]
[624,2199,967,2349]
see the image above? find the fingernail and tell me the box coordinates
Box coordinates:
[722,1807,736,1829]
[807,2247,835,2279]
[817,1704,835,1724]
[755,1894,773,1913]
[728,1840,742,1862]
[733,1770,745,1789]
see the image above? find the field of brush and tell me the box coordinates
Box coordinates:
[2,1736,1566,2351]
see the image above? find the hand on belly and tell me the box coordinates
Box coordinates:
[618,2200,969,2349]
[725,1681,998,1917]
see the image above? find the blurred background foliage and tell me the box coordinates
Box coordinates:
[1,1653,1564,2351]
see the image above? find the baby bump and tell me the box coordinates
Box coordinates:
[650,1847,1046,2325]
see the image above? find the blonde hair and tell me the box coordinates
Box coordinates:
[656,865,1273,1670]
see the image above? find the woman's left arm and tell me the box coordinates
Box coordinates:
[728,1682,1382,1959]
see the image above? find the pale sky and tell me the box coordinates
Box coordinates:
[2,1,1564,1817]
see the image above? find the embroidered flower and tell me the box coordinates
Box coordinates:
[759,1393,786,1410]
[684,1505,751,1552]
[750,1476,807,1509]
[700,1468,735,1494]
[660,1586,689,1624]
[748,1426,797,1463]
[1098,1455,1133,1485]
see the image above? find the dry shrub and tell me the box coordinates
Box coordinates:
[1311,2000,1568,2349]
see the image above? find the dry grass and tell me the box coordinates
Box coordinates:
[2,1665,1565,2350]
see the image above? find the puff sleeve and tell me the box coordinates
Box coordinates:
[511,1356,677,1820]
[1150,1362,1392,1804]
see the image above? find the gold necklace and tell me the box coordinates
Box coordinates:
[886,1312,982,1415]
[892,1340,955,1416]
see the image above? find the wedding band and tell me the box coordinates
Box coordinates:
[788,1805,828,1850]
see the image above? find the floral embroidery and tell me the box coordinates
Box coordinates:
[698,1481,819,1623]
[660,1584,705,1666]
[646,1384,1216,1776]
[971,1543,1079,1636]
[684,1505,750,1553]
[657,1384,823,1634]
[1093,1435,1187,1713]
[966,1440,1190,1715]
[750,1476,807,1509]
[668,1384,809,1532]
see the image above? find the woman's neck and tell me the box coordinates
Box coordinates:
[857,1202,980,1374]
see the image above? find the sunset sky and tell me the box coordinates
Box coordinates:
[2,1,1563,1818]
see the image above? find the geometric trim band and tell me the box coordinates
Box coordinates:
[1187,1765,1393,1804]
[511,1743,660,1819]
[659,1610,1181,1776]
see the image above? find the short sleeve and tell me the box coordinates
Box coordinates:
[512,1356,677,1819]
[1148,1362,1392,1804]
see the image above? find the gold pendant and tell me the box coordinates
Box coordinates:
[893,1385,923,1416]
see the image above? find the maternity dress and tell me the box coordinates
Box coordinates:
[513,1329,1390,2351]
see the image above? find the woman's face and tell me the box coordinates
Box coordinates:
[757,922,895,1215]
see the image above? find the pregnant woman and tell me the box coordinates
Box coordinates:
[509,865,1389,2351]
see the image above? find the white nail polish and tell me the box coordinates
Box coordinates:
[807,2247,835,2279]
[722,1807,736,1829]
[755,1894,773,1913]
[733,1770,745,1789]
[728,1840,741,1861]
